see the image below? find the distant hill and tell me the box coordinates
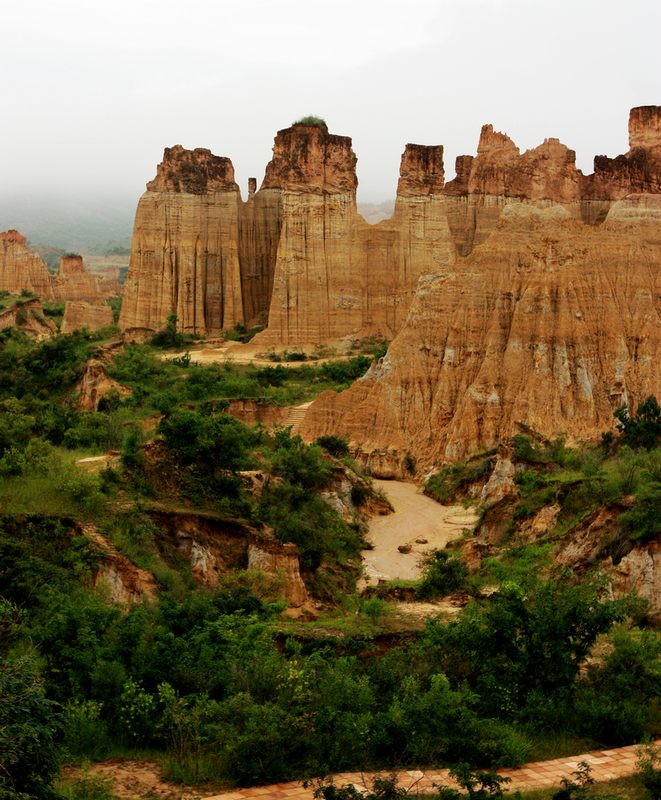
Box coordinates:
[0,194,134,253]
[31,242,67,270]
[357,200,395,224]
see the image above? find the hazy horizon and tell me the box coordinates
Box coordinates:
[2,0,660,247]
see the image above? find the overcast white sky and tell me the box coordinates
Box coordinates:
[2,0,660,205]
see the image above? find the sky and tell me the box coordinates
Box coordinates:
[2,0,660,215]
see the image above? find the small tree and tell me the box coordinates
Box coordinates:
[150,313,185,349]
[614,395,661,450]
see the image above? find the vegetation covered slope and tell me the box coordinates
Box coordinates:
[0,327,659,798]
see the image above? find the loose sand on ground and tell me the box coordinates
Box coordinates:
[163,341,355,367]
[362,479,477,586]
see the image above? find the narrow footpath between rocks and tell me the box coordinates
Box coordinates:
[204,741,660,800]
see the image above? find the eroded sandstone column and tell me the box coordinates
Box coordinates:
[256,127,455,345]
[0,230,54,299]
[120,145,244,335]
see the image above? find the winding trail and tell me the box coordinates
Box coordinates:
[362,479,477,586]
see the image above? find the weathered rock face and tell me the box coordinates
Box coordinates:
[148,510,309,607]
[54,255,101,302]
[74,358,131,411]
[552,500,661,620]
[0,230,54,299]
[0,298,56,339]
[255,132,455,345]
[247,534,308,608]
[61,300,114,333]
[83,524,157,606]
[72,340,129,410]
[301,197,661,464]
[120,145,248,335]
[121,127,455,343]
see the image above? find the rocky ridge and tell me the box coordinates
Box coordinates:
[302,195,661,465]
[121,107,661,461]
[121,107,661,345]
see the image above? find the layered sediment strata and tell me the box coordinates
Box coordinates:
[301,197,661,464]
[0,230,54,299]
[254,129,454,345]
[61,300,114,333]
[53,255,107,302]
[120,145,248,335]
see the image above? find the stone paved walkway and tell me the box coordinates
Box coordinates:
[206,741,660,800]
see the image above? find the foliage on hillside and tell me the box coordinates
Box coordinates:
[0,328,660,795]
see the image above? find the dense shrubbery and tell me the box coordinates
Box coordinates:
[1,506,659,789]
[417,550,469,599]
[293,115,327,127]
[2,329,660,794]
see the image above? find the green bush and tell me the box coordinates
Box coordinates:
[425,457,492,504]
[150,313,185,349]
[320,355,371,385]
[316,435,349,457]
[0,651,63,799]
[62,699,111,760]
[423,576,627,720]
[615,395,661,450]
[159,409,258,471]
[417,549,469,598]
[270,432,332,490]
[293,115,327,127]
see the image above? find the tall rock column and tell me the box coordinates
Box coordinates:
[120,145,244,336]
[53,254,105,302]
[349,143,455,338]
[256,128,455,346]
[582,105,661,221]
[255,123,359,345]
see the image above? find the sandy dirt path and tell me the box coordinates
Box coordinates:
[362,479,477,585]
[163,341,353,368]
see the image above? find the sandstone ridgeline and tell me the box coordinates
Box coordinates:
[119,108,661,465]
[121,108,661,343]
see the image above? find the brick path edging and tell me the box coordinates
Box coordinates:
[205,740,661,800]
